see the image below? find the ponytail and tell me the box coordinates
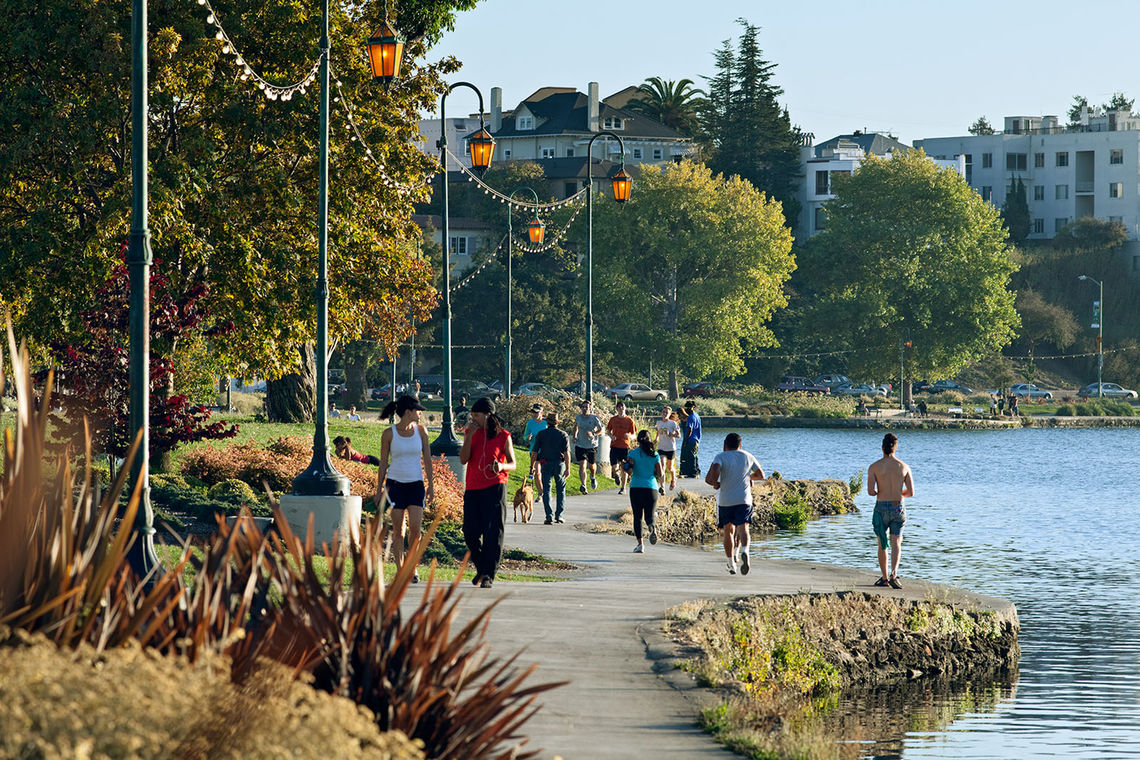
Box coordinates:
[486,412,504,439]
[637,429,654,456]
[380,401,397,419]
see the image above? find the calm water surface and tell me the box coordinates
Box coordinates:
[715,427,1140,760]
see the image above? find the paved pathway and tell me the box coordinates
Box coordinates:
[408,477,1015,760]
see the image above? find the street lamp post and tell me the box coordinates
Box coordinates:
[585,131,632,399]
[1078,274,1104,398]
[506,187,544,397]
[430,83,493,457]
[126,0,160,578]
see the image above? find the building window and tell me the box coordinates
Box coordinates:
[1055,217,1069,232]
[1110,182,1123,198]
[652,148,663,160]
[815,170,829,195]
[1033,218,1045,235]
[450,236,468,255]
[540,146,555,159]
[814,207,827,231]
[981,186,993,201]
[603,116,624,130]
[516,115,533,130]
[1035,153,1045,168]
[1034,185,1045,201]
[1006,153,1027,171]
[503,149,511,158]
[565,148,574,157]
[982,153,993,169]
[1056,151,1069,167]
[1056,184,1069,200]
[564,181,578,197]
[1110,149,1124,164]
[632,147,643,159]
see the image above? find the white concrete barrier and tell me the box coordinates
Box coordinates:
[279,494,362,548]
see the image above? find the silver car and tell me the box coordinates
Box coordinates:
[605,383,668,401]
[1077,383,1138,399]
[836,383,887,397]
[1010,383,1053,400]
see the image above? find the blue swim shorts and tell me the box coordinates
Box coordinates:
[872,500,906,549]
[718,504,754,529]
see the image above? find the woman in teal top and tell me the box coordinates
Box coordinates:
[624,430,663,553]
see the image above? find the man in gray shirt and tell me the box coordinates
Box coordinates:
[705,433,765,575]
[573,399,603,494]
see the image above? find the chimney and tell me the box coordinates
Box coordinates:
[490,87,502,133]
[588,82,599,133]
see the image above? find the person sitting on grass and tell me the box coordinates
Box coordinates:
[333,435,379,466]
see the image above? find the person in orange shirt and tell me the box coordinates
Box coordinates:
[606,401,637,496]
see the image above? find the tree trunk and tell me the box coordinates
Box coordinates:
[266,343,315,423]
[344,351,369,409]
[669,368,680,401]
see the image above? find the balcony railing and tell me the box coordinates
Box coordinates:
[1075,181,1095,194]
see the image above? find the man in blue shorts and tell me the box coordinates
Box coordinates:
[705,433,765,575]
[867,433,915,589]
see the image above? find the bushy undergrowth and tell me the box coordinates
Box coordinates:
[1055,400,1135,416]
[0,333,560,760]
[496,394,616,441]
[772,491,810,529]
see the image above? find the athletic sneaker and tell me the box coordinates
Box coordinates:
[658,486,665,496]
[649,524,658,545]
[738,549,750,576]
[726,559,737,575]
[633,544,644,553]
[579,485,587,495]
[480,577,493,588]
[412,571,420,584]
[618,487,625,495]
[555,517,565,523]
[544,518,553,525]
[590,476,598,490]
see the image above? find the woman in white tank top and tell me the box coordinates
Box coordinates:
[376,395,434,582]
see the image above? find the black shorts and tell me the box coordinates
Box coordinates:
[717,504,754,529]
[657,449,675,460]
[575,446,597,464]
[386,479,425,510]
[609,447,629,466]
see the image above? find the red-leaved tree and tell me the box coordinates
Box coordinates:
[46,250,238,468]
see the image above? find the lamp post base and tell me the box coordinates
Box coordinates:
[430,425,462,458]
[280,493,362,547]
[291,451,351,496]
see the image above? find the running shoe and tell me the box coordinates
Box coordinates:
[555,517,565,523]
[580,485,587,495]
[618,487,625,495]
[544,518,553,525]
[658,486,665,496]
[412,571,420,584]
[633,544,644,553]
[649,524,658,545]
[739,549,749,576]
[726,559,737,575]
[480,577,493,588]
[590,476,598,490]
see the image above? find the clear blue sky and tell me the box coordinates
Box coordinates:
[429,0,1140,145]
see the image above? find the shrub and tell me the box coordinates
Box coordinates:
[427,456,464,523]
[773,491,810,529]
[848,469,865,496]
[1056,400,1135,417]
[209,478,262,507]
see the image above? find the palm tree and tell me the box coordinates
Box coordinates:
[626,77,707,137]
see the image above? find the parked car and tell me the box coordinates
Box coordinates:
[682,382,740,398]
[912,379,932,394]
[413,375,443,397]
[836,382,887,397]
[812,374,851,390]
[454,379,499,400]
[516,382,566,399]
[776,376,830,394]
[563,380,608,396]
[371,382,407,400]
[1077,382,1138,399]
[605,383,668,401]
[1009,383,1054,400]
[928,380,973,394]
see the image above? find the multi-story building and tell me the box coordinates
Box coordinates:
[915,109,1140,241]
[798,132,964,241]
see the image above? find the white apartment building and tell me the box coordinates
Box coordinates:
[915,110,1140,241]
[798,132,965,241]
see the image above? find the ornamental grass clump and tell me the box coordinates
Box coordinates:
[0,328,562,759]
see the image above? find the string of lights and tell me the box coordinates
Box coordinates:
[743,346,1130,362]
[451,233,508,293]
[193,0,320,100]
[447,149,588,210]
[509,202,584,254]
[450,200,581,291]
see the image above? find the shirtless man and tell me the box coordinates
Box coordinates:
[866,433,914,589]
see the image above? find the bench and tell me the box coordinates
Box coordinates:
[868,406,884,417]
[947,406,964,418]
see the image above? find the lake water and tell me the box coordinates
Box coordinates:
[713,427,1140,760]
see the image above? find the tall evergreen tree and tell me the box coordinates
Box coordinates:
[1001,178,1030,245]
[702,19,802,222]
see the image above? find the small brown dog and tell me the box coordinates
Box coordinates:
[513,482,534,523]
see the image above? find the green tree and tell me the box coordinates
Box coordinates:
[626,77,707,137]
[1104,91,1134,112]
[1068,95,1089,126]
[1001,177,1030,245]
[968,116,995,135]
[0,0,475,416]
[1051,217,1128,254]
[702,19,802,223]
[799,151,1020,396]
[592,161,795,398]
[1015,288,1078,353]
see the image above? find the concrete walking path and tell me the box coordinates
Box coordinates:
[411,477,1015,760]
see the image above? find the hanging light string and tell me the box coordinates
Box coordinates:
[451,233,507,293]
[509,202,584,254]
[330,65,442,197]
[742,346,1131,362]
[194,0,320,101]
[446,149,588,210]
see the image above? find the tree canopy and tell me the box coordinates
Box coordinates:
[626,77,707,137]
[797,150,1020,381]
[0,0,475,378]
[591,161,795,396]
[968,116,995,135]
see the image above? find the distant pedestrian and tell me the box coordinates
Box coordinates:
[329,403,341,418]
[606,401,637,495]
[523,403,546,478]
[990,394,997,416]
[997,395,1005,415]
[654,406,681,493]
[625,430,663,553]
[679,401,702,477]
[412,380,421,401]
[704,433,764,575]
[333,435,380,466]
[375,396,434,584]
[867,433,914,589]
[573,399,603,494]
[346,405,361,421]
[454,395,470,427]
[1009,394,1019,416]
[460,397,516,588]
[533,411,571,524]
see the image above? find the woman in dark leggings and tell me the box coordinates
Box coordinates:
[624,430,664,553]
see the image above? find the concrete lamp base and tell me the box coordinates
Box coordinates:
[279,494,362,549]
